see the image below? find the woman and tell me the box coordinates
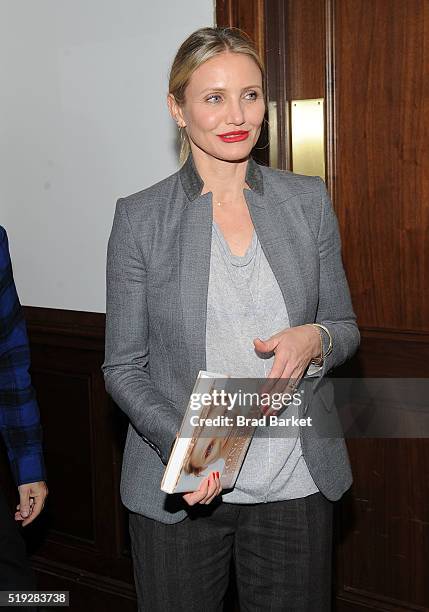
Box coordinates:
[102,26,359,611]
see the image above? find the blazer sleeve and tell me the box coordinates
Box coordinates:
[101,200,182,464]
[314,178,360,376]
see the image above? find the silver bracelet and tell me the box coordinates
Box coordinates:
[307,323,333,365]
[312,323,333,357]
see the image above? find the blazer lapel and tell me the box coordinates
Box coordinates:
[244,188,309,327]
[178,152,310,386]
[178,192,212,385]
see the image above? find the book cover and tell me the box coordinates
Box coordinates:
[161,371,261,494]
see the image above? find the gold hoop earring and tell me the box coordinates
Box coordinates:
[254,118,270,151]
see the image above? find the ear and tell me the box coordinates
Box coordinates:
[167,93,186,128]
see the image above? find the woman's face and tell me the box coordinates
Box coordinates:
[173,51,265,161]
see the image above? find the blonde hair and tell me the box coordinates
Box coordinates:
[168,27,266,166]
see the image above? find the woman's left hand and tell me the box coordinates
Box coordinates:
[182,471,222,506]
[253,324,321,410]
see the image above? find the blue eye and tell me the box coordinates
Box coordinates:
[205,91,260,104]
[206,94,222,103]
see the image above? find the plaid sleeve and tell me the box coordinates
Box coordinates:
[0,226,46,485]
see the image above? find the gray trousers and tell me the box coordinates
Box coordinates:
[129,492,333,612]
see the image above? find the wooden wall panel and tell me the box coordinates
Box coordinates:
[284,0,326,100]
[216,0,265,59]
[264,0,289,168]
[337,439,429,611]
[33,369,94,541]
[335,0,429,332]
[0,308,136,611]
[263,0,332,179]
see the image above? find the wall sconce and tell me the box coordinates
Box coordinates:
[291,98,325,180]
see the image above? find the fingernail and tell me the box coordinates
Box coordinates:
[22,511,29,518]
[217,471,220,478]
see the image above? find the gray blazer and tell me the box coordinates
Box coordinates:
[102,153,360,524]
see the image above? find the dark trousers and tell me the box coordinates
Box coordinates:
[129,492,333,612]
[0,487,37,594]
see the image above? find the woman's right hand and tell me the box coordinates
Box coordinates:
[182,471,222,506]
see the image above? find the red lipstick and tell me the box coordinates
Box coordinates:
[218,130,249,143]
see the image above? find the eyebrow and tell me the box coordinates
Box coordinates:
[199,85,263,94]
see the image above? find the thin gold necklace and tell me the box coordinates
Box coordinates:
[214,185,249,206]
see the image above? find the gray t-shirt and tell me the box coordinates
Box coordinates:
[206,221,319,503]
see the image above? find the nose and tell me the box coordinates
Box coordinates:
[225,97,246,126]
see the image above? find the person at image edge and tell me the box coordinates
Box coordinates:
[0,225,48,600]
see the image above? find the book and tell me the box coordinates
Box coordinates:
[161,370,261,494]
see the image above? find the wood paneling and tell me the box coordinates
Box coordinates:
[263,0,335,181]
[335,0,429,332]
[337,439,429,611]
[264,0,290,168]
[216,0,265,60]
[0,307,136,611]
[341,328,429,378]
[284,0,326,100]
[34,369,94,541]
[333,2,429,608]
